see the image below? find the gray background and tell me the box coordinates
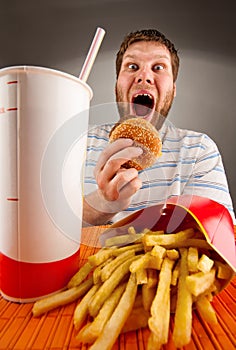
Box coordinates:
[0,0,235,210]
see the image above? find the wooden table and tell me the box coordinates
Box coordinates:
[0,225,235,350]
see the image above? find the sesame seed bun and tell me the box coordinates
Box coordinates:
[109,117,162,170]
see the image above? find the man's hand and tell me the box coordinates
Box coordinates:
[83,138,143,225]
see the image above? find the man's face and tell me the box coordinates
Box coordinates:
[115,41,176,122]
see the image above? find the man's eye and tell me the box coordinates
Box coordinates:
[128,63,138,70]
[154,64,164,71]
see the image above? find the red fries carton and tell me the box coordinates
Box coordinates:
[101,195,236,290]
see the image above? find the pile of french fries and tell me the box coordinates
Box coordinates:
[32,226,233,350]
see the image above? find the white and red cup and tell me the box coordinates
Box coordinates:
[0,66,92,302]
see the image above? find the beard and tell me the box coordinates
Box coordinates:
[115,85,175,122]
[157,89,175,117]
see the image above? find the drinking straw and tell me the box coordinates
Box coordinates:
[79,27,106,82]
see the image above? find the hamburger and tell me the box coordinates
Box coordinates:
[109,117,162,170]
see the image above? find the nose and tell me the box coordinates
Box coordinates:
[135,68,154,85]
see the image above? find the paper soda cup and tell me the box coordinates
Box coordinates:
[0,66,93,302]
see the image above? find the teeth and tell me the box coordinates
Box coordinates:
[134,93,153,99]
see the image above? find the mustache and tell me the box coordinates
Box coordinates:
[131,84,156,92]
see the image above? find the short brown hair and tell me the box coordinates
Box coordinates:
[116,29,179,82]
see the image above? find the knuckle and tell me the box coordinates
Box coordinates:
[103,187,119,202]
[97,175,106,190]
[101,147,111,159]
[106,157,122,168]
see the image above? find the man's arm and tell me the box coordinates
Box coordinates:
[82,194,116,226]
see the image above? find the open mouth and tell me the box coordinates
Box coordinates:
[132,93,154,117]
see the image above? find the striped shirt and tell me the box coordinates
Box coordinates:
[84,120,235,224]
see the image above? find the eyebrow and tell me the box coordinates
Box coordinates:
[123,53,170,61]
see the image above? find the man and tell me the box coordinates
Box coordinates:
[83,29,235,226]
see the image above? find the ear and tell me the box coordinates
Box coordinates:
[115,82,118,97]
[173,83,176,97]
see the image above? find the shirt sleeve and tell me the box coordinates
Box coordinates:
[183,134,235,224]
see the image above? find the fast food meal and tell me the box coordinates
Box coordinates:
[32,224,235,350]
[109,117,162,170]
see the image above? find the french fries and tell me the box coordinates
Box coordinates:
[172,249,193,348]
[88,255,139,317]
[142,283,156,311]
[67,261,93,288]
[89,273,137,350]
[32,277,93,317]
[196,295,218,324]
[100,249,136,282]
[76,283,126,343]
[32,226,234,350]
[74,284,100,331]
[144,227,195,246]
[148,257,176,349]
[186,268,216,297]
[104,233,144,247]
[197,254,214,273]
[187,246,199,272]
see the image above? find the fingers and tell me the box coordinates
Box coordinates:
[95,141,143,201]
[98,168,141,201]
[95,176,142,214]
[84,171,142,217]
[98,146,142,183]
[118,176,143,199]
[95,138,135,174]
[91,139,144,213]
